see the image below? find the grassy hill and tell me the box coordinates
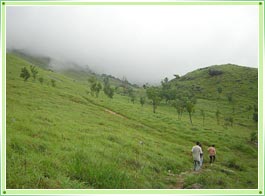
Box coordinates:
[6,53,258,189]
[170,64,258,103]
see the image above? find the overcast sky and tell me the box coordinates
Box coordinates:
[6,5,259,84]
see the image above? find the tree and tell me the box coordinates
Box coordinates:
[216,109,220,125]
[140,97,145,107]
[20,67,30,81]
[146,86,162,113]
[246,105,252,119]
[38,77,44,84]
[224,116,233,127]
[186,101,195,125]
[200,109,205,126]
[217,86,222,99]
[30,65,38,80]
[51,79,56,87]
[103,77,114,99]
[227,93,233,103]
[172,99,185,120]
[89,77,102,98]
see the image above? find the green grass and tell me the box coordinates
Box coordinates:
[6,53,258,189]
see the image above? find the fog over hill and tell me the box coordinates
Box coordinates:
[7,5,258,84]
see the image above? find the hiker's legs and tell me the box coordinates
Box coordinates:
[194,160,200,171]
[200,156,203,167]
[209,156,213,163]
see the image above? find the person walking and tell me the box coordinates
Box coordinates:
[199,143,203,167]
[207,144,216,165]
[191,142,203,171]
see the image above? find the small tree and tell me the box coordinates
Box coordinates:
[224,116,233,127]
[186,100,195,125]
[103,77,114,99]
[20,67,31,81]
[51,79,56,87]
[216,109,220,125]
[200,109,205,126]
[217,86,222,99]
[172,99,185,120]
[30,65,38,80]
[227,93,233,103]
[140,97,145,107]
[246,105,252,119]
[38,77,44,84]
[146,86,162,113]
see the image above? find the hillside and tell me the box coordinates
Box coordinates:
[170,64,258,103]
[6,53,258,189]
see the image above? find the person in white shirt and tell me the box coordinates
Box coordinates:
[191,142,203,171]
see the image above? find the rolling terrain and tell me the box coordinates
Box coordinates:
[6,52,258,189]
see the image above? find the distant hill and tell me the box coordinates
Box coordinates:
[8,50,139,90]
[170,64,258,103]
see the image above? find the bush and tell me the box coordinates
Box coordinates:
[208,69,223,77]
[20,67,30,81]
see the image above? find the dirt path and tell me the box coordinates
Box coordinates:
[173,164,211,189]
[104,109,127,119]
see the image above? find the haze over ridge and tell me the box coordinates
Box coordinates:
[7,5,258,84]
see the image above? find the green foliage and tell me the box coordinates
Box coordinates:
[253,112,258,123]
[224,116,234,127]
[89,77,102,98]
[172,99,185,120]
[186,100,195,125]
[200,109,205,126]
[20,67,30,81]
[103,77,114,99]
[146,86,162,113]
[227,93,233,103]
[30,65,38,80]
[6,53,258,189]
[38,77,44,84]
[51,79,56,87]
[140,97,145,107]
[216,109,220,125]
[250,131,258,143]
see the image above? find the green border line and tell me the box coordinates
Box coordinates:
[1,0,6,194]
[1,1,263,195]
[2,1,261,6]
[258,1,264,194]
[3,189,261,195]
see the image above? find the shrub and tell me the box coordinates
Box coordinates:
[20,67,30,81]
[208,69,223,76]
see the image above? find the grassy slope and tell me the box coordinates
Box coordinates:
[6,53,258,189]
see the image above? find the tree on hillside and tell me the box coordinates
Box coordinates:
[224,116,233,127]
[51,79,56,87]
[186,100,195,125]
[246,105,252,119]
[140,96,146,107]
[146,86,162,113]
[217,86,222,99]
[172,99,185,120]
[103,77,114,99]
[216,109,220,125]
[227,92,233,103]
[200,109,205,126]
[88,76,102,98]
[161,77,175,103]
[20,67,31,81]
[252,104,258,123]
[30,65,38,80]
[38,77,44,84]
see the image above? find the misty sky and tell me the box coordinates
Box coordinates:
[7,5,259,84]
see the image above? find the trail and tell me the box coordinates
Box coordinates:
[173,164,211,189]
